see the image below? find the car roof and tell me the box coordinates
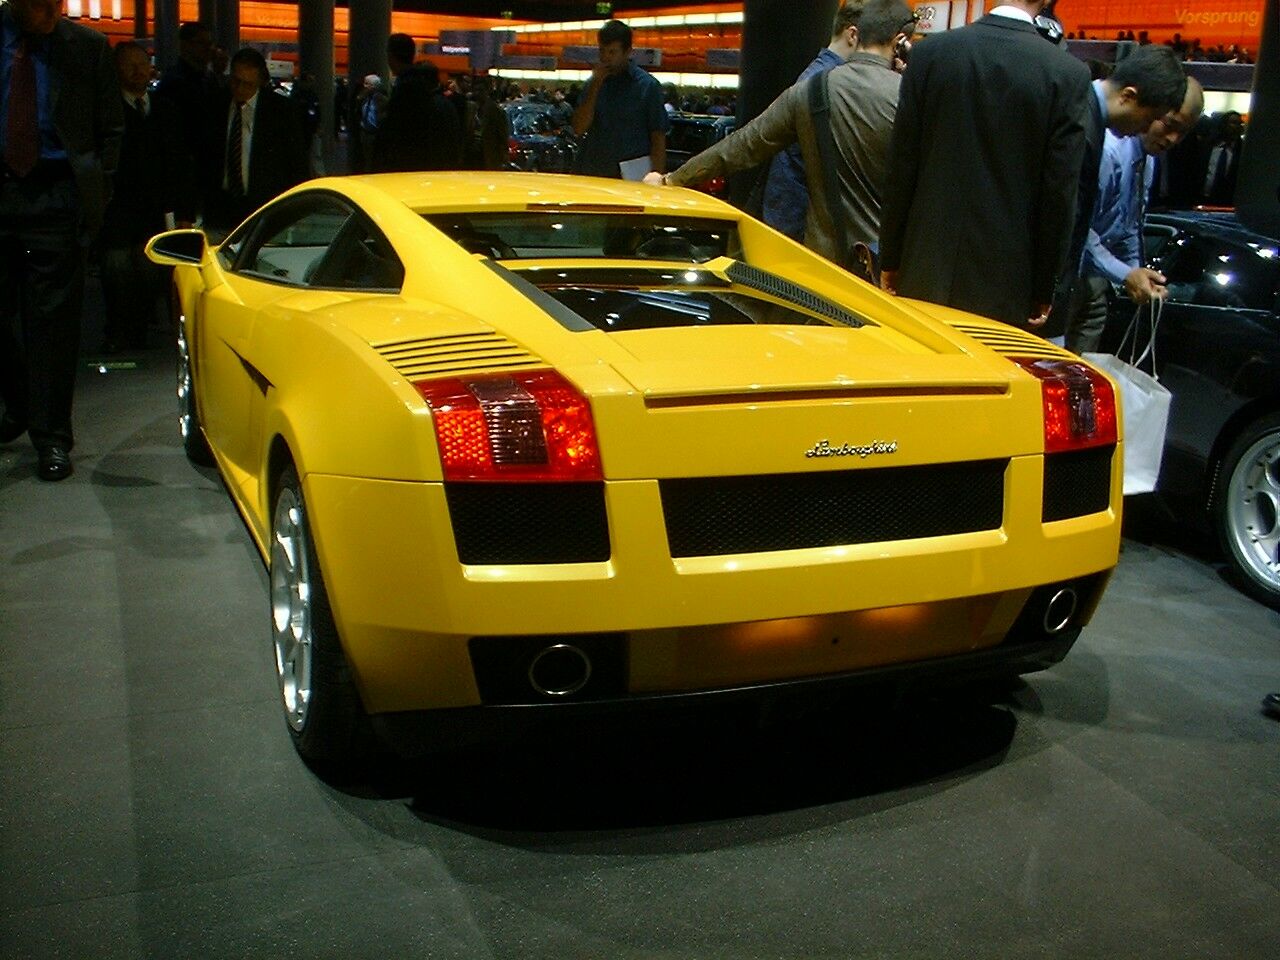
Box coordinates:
[343,171,739,217]
[1149,210,1280,246]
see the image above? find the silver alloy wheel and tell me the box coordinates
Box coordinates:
[176,321,193,441]
[1225,430,1280,594]
[270,487,313,732]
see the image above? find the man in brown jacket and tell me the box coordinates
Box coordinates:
[646,0,914,268]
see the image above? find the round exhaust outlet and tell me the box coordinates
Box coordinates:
[528,644,592,697]
[1043,588,1079,635]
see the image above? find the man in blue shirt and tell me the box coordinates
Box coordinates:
[1065,78,1204,353]
[572,19,669,179]
[760,3,863,242]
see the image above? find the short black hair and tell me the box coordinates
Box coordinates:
[1111,45,1187,112]
[857,0,917,47]
[178,22,211,43]
[832,2,864,37]
[113,39,148,63]
[229,47,268,84]
[598,19,633,50]
[387,33,417,66]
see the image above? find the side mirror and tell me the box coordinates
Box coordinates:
[146,229,207,266]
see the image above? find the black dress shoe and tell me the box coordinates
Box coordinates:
[37,446,73,482]
[0,414,26,444]
[1264,693,1280,719]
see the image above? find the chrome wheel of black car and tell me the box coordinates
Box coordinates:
[176,320,214,465]
[1217,413,1280,607]
[269,465,369,771]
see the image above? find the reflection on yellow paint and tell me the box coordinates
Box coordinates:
[629,590,1031,692]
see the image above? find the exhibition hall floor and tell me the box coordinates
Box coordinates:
[2,343,1278,959]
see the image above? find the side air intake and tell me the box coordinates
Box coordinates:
[371,332,542,381]
[949,322,1075,360]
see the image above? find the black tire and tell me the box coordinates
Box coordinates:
[177,320,214,466]
[269,464,371,774]
[1213,412,1280,608]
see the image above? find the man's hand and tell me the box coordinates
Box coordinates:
[1124,267,1168,304]
[1027,303,1052,328]
[590,62,609,84]
[642,171,665,186]
[879,269,898,295]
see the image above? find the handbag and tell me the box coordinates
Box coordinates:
[1082,297,1172,495]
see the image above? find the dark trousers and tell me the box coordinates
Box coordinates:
[101,241,163,349]
[0,173,85,451]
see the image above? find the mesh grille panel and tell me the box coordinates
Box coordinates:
[1043,447,1114,522]
[726,261,868,328]
[659,460,1007,558]
[372,332,541,381]
[446,482,610,564]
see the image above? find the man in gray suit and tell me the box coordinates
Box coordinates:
[647,0,915,270]
[0,0,123,481]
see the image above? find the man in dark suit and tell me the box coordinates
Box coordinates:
[878,1,1092,329]
[155,21,217,224]
[202,48,309,236]
[0,0,123,481]
[100,41,185,352]
[371,35,461,172]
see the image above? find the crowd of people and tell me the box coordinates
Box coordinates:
[1066,29,1255,65]
[0,0,1262,487]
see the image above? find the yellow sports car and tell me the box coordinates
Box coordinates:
[147,173,1122,769]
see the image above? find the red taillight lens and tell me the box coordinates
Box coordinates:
[701,176,726,196]
[1013,358,1117,453]
[508,138,519,159]
[415,370,602,482]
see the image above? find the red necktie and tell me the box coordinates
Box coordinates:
[5,38,38,177]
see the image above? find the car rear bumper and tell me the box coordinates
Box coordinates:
[371,621,1087,755]
[304,454,1121,713]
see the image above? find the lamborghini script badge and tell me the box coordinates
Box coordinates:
[805,439,899,459]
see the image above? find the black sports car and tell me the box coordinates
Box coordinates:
[503,101,577,173]
[1100,211,1280,606]
[666,112,737,198]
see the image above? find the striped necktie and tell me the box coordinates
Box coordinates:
[227,106,245,196]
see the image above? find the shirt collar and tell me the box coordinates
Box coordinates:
[989,5,1036,24]
[234,91,260,114]
[1091,79,1110,126]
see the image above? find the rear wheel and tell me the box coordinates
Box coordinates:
[1214,412,1280,607]
[270,464,369,772]
[176,320,214,466]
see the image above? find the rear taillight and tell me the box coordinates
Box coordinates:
[1013,358,1117,453]
[415,370,602,482]
[508,138,519,160]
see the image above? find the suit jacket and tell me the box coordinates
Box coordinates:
[879,15,1091,327]
[40,17,124,245]
[1050,87,1106,317]
[101,94,186,245]
[372,66,462,172]
[670,53,901,262]
[203,88,309,231]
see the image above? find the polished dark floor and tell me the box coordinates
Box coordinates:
[1,309,1278,958]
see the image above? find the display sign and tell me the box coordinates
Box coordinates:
[562,45,662,66]
[497,55,558,70]
[913,2,952,34]
[440,29,516,70]
[706,48,741,69]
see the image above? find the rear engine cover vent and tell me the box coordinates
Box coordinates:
[372,332,542,382]
[950,322,1074,360]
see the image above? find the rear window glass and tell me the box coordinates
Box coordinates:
[516,268,843,331]
[424,213,739,263]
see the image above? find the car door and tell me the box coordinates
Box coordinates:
[1150,229,1280,466]
[204,194,354,501]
